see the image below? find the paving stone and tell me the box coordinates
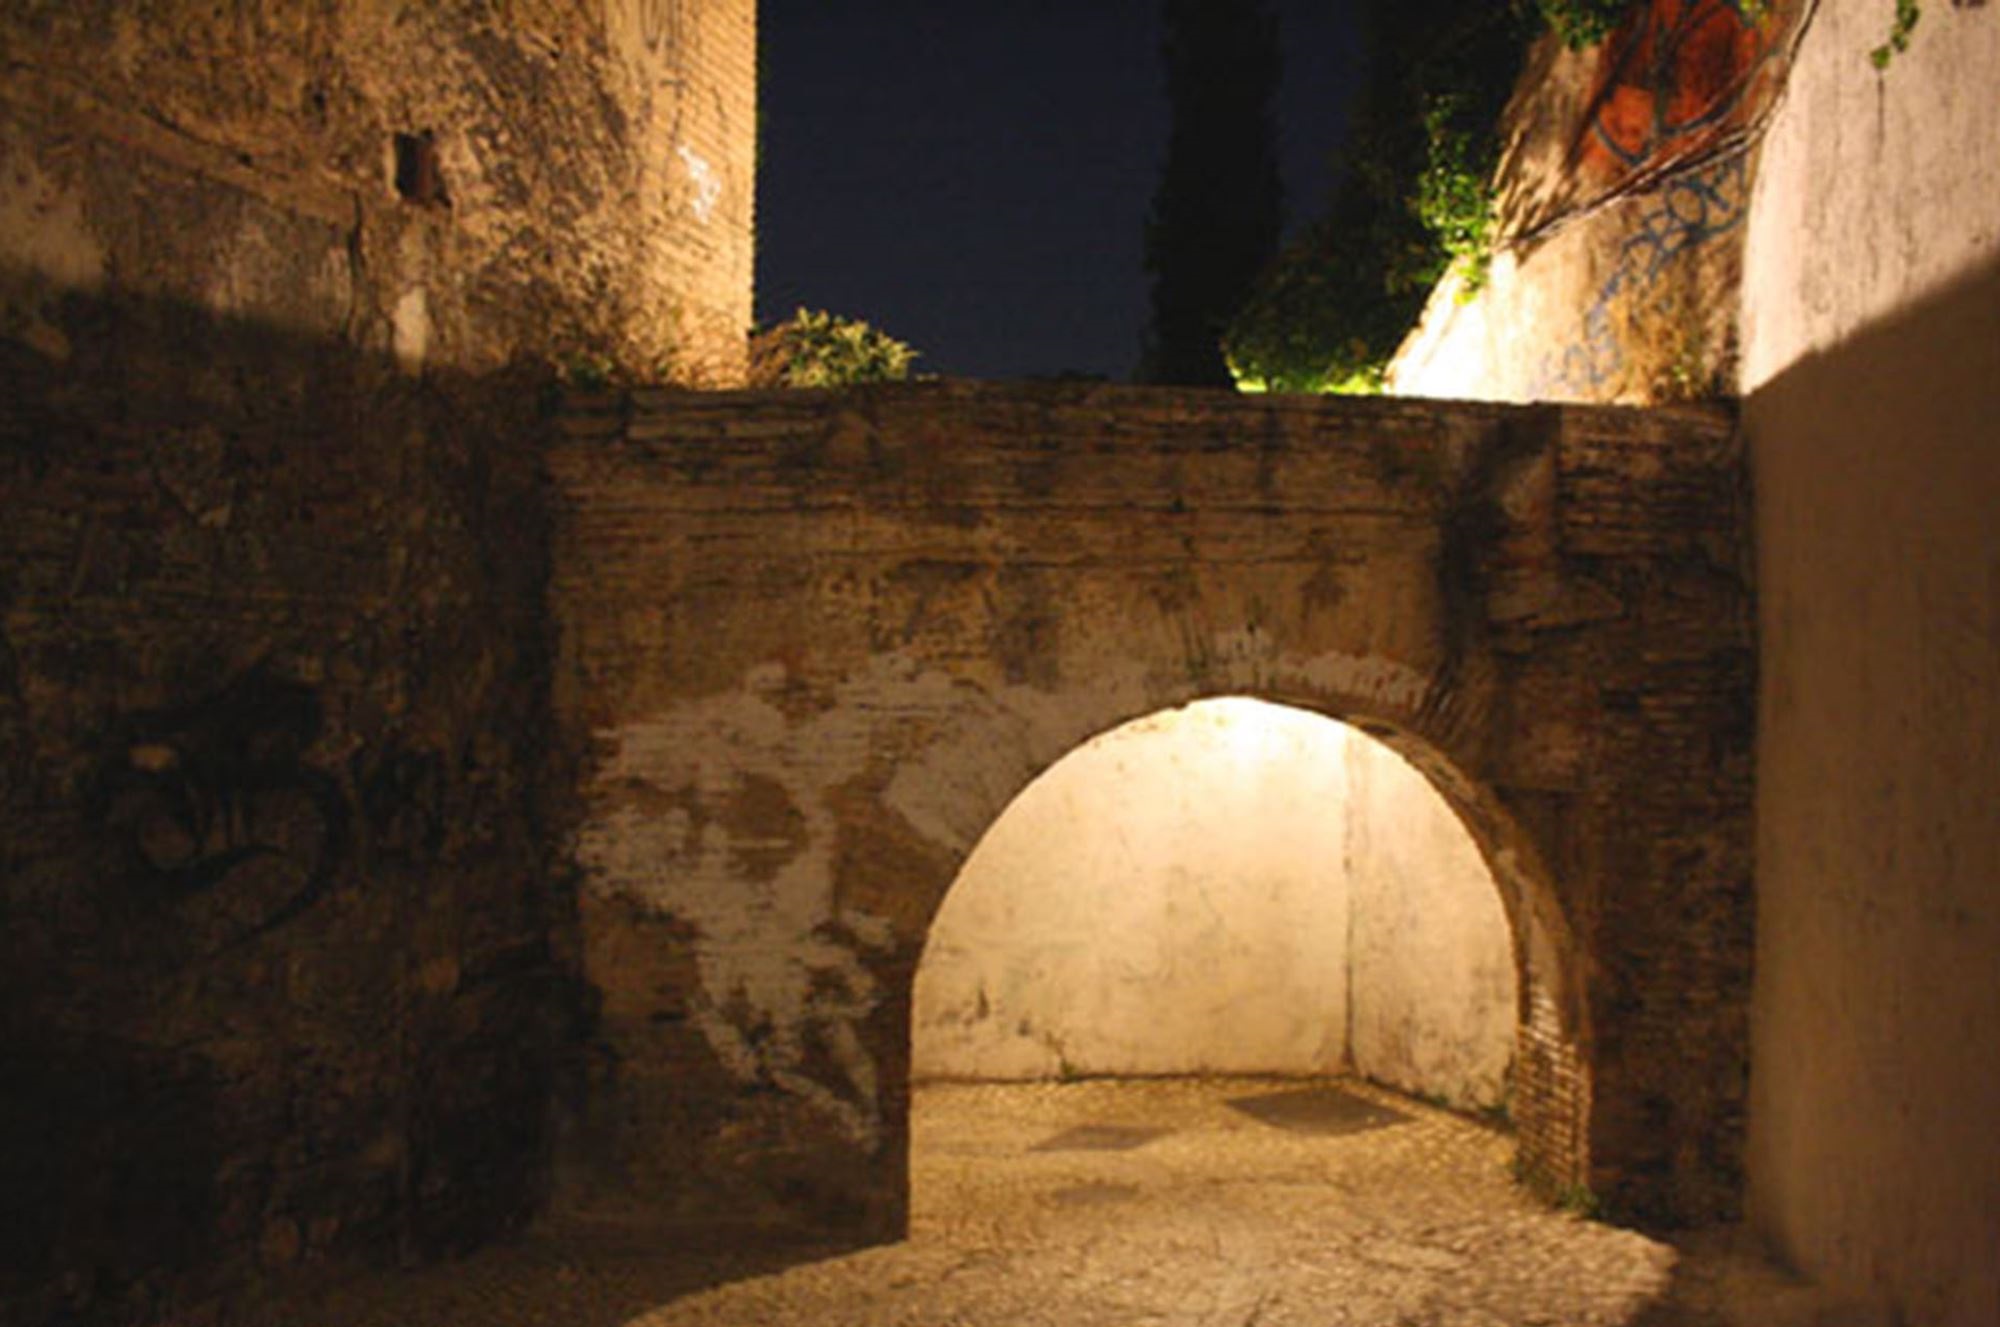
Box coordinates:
[230,1079,1816,1327]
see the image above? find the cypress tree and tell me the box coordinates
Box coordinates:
[1140,0,1284,386]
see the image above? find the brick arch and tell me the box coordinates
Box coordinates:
[550,382,1753,1232]
[893,681,1589,1196]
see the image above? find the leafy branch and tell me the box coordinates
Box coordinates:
[1870,0,1921,68]
[749,309,919,388]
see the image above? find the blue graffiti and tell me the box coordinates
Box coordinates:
[1537,153,1747,396]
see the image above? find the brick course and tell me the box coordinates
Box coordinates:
[550,381,1756,1233]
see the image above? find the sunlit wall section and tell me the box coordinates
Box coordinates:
[913,698,1516,1108]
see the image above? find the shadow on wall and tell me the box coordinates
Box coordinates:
[1744,248,2000,1325]
[0,267,582,1326]
[912,697,1517,1112]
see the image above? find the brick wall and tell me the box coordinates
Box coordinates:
[549,381,1756,1233]
[0,2,755,1321]
[0,0,756,385]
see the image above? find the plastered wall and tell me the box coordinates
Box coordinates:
[550,382,1755,1234]
[1345,725,1517,1107]
[913,698,1514,1110]
[1739,2,2000,1322]
[1389,0,1806,403]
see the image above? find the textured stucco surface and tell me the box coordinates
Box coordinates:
[550,383,1755,1234]
[1389,156,1749,405]
[913,698,1514,1110]
[1739,3,2000,1322]
[1345,726,1518,1107]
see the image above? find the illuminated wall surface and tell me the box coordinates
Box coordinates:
[915,699,1515,1109]
[1381,1,2000,1319]
[1387,0,1794,403]
[1738,4,2000,1325]
[0,2,757,385]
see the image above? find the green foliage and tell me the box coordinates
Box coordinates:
[556,351,617,392]
[1538,0,1631,49]
[552,345,679,391]
[751,309,918,388]
[1869,0,1921,68]
[1225,221,1418,394]
[1224,0,1529,394]
[1556,1182,1604,1219]
[1414,94,1499,296]
[1511,1153,1603,1219]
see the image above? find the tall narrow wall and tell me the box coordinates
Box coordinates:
[0,3,756,1322]
[0,0,755,385]
[1739,3,2000,1322]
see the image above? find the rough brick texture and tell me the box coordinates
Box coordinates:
[0,0,756,385]
[0,2,753,1322]
[549,382,1756,1235]
[0,305,563,1327]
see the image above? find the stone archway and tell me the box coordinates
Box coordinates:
[869,679,1588,1228]
[549,382,1753,1232]
[910,698,1519,1104]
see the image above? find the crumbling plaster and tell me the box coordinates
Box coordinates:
[550,382,1755,1233]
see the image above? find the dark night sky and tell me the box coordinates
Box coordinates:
[756,1,1362,382]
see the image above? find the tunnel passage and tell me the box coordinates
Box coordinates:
[548,381,1754,1235]
[912,698,1517,1111]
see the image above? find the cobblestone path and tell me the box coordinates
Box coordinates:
[233,1078,1830,1327]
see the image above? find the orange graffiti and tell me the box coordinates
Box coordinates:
[1574,0,1794,183]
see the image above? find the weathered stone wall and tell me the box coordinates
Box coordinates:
[910,699,1516,1112]
[1389,0,1807,402]
[0,3,754,1321]
[1384,0,2000,1312]
[0,2,756,385]
[0,317,558,1326]
[1739,2,2000,1322]
[549,382,1755,1233]
[0,0,756,384]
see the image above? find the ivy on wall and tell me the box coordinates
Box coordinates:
[1540,0,1636,47]
[1869,0,1920,67]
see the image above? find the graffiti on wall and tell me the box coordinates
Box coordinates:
[606,0,687,73]
[1534,153,1748,398]
[636,0,682,53]
[97,670,349,951]
[678,144,722,224]
[95,669,464,953]
[1571,0,1795,189]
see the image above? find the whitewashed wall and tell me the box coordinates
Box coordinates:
[1740,3,2000,1322]
[913,699,1515,1109]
